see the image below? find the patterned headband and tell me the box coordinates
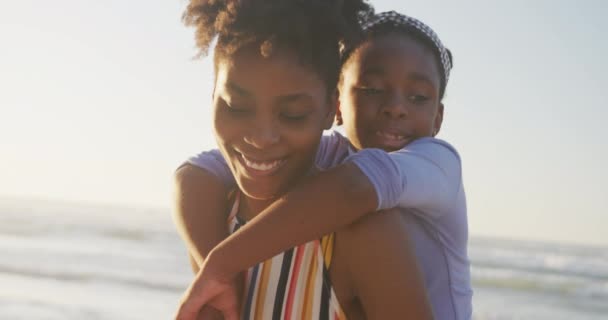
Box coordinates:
[361,11,452,84]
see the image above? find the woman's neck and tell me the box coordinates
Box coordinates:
[238,166,320,221]
[239,196,275,222]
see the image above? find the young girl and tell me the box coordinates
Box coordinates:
[174,1,432,319]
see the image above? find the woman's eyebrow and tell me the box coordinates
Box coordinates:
[361,66,385,77]
[226,81,251,97]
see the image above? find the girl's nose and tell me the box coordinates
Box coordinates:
[381,93,409,119]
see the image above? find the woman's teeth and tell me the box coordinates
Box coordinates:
[241,155,285,172]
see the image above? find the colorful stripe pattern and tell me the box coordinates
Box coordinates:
[227,193,346,320]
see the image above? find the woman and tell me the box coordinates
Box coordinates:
[174,1,432,319]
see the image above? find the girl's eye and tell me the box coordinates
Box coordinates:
[357,87,383,95]
[408,94,429,103]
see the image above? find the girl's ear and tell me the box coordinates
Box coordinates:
[433,103,444,136]
[323,90,339,129]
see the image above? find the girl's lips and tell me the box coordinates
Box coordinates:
[376,130,406,141]
[375,130,410,147]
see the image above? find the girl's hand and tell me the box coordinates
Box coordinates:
[175,270,240,320]
[195,307,223,320]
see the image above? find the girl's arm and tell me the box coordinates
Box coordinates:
[205,161,378,278]
[204,138,461,279]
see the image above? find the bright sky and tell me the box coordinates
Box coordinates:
[1,0,606,246]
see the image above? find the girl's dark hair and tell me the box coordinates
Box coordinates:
[183,0,374,93]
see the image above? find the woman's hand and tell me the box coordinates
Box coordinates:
[175,267,241,320]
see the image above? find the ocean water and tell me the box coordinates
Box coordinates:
[0,197,606,319]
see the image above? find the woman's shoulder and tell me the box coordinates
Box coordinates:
[316,130,351,169]
[183,149,226,169]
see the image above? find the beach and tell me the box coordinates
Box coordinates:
[1,197,606,319]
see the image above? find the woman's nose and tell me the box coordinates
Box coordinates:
[243,119,280,149]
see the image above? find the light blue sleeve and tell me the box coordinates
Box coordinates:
[184,130,350,188]
[314,130,351,170]
[185,149,235,188]
[346,138,462,216]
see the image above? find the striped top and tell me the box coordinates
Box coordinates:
[228,193,346,320]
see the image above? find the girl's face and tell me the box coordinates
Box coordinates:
[213,48,335,200]
[339,33,444,152]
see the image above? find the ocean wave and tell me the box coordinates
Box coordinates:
[0,264,188,293]
[471,258,608,282]
[3,198,607,319]
[470,238,608,282]
[0,297,102,320]
[472,265,608,302]
[0,202,178,244]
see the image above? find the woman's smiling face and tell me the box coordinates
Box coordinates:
[213,47,335,201]
[339,33,444,152]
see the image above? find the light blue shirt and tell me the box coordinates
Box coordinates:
[186,131,473,320]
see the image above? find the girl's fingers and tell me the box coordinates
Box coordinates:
[175,280,213,320]
[174,300,199,320]
[197,307,223,320]
[222,307,239,320]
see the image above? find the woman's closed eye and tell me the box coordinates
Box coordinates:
[225,103,252,115]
